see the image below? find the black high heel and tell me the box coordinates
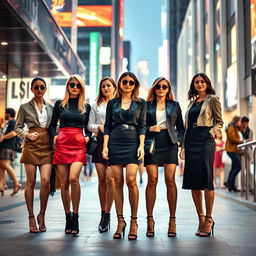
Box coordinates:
[168,216,176,237]
[98,210,105,231]
[100,212,110,233]
[146,216,155,237]
[71,213,79,235]
[195,215,205,236]
[199,216,215,237]
[128,216,138,240]
[65,212,73,234]
[113,214,126,239]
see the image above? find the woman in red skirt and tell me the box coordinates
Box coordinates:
[49,75,91,235]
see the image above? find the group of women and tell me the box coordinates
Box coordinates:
[14,71,223,239]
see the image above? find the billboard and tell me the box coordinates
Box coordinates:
[51,5,112,27]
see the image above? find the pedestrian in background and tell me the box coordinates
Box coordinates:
[87,77,117,233]
[102,72,146,240]
[213,129,225,188]
[180,72,223,237]
[49,75,91,235]
[15,77,53,233]
[0,108,21,197]
[144,77,185,238]
[225,116,243,192]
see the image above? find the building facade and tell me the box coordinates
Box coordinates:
[177,0,256,137]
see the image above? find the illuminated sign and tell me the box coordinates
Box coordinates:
[51,5,112,27]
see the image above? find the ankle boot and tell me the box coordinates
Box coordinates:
[65,212,73,234]
[100,212,110,233]
[98,210,105,231]
[71,213,79,235]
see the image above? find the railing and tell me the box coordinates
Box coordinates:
[237,140,256,202]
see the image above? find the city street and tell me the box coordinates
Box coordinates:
[1,173,256,256]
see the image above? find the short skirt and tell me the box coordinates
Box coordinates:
[92,132,108,165]
[53,127,87,165]
[144,130,178,166]
[108,127,139,166]
[21,128,53,165]
[0,148,17,161]
[182,127,215,190]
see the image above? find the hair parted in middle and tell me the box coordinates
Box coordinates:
[60,74,87,113]
[146,77,174,102]
[188,72,216,101]
[115,71,140,102]
[96,77,117,106]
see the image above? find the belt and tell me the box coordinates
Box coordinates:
[116,124,137,131]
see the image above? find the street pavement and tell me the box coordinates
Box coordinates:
[0,172,256,256]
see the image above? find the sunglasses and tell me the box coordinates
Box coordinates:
[122,80,135,86]
[69,83,82,89]
[155,84,168,90]
[33,85,46,91]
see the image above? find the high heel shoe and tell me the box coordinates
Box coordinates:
[168,216,176,237]
[128,216,138,240]
[99,212,110,233]
[199,216,215,237]
[113,214,126,239]
[28,215,39,233]
[0,188,4,196]
[98,210,105,231]
[146,216,155,237]
[10,183,22,196]
[195,215,205,236]
[71,213,79,235]
[37,212,46,232]
[65,212,73,234]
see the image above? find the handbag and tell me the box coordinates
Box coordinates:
[86,136,98,155]
[144,137,156,155]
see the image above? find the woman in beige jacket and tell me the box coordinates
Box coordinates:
[180,72,223,237]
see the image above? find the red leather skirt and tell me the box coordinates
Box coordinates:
[53,127,87,165]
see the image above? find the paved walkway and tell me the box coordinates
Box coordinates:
[0,172,256,256]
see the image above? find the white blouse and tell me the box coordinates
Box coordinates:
[87,101,107,133]
[156,109,167,128]
[34,100,47,128]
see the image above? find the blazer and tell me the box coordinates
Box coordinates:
[104,97,147,136]
[146,100,185,146]
[184,95,223,137]
[225,125,243,154]
[15,99,53,138]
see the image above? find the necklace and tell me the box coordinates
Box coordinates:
[195,100,204,105]
[122,101,131,104]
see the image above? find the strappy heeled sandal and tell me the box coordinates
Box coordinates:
[146,216,155,237]
[128,216,138,240]
[37,212,47,232]
[195,215,205,236]
[113,214,126,239]
[199,216,215,237]
[28,215,39,233]
[168,216,176,237]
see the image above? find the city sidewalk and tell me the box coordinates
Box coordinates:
[0,173,256,256]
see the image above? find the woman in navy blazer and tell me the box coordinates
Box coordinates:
[144,77,185,237]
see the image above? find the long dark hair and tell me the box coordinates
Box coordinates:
[146,77,174,102]
[115,72,140,102]
[229,116,241,127]
[96,77,117,106]
[188,72,216,101]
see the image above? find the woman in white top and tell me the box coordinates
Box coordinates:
[144,77,185,238]
[88,77,117,232]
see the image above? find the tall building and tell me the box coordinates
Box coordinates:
[167,0,190,95]
[177,0,256,137]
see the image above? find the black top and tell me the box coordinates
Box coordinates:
[104,97,146,136]
[146,100,185,146]
[121,108,129,122]
[188,101,203,129]
[0,119,16,151]
[49,98,91,137]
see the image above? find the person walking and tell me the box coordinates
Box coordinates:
[144,77,185,237]
[180,72,223,237]
[102,72,146,240]
[87,77,117,232]
[0,108,21,196]
[15,77,53,232]
[49,74,91,235]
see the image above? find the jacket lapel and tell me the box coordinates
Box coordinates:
[149,101,157,123]
[198,95,210,116]
[45,103,52,126]
[115,98,123,121]
[29,99,40,125]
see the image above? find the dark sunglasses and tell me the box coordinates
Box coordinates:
[69,82,82,89]
[33,85,46,91]
[155,84,168,90]
[122,80,135,86]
